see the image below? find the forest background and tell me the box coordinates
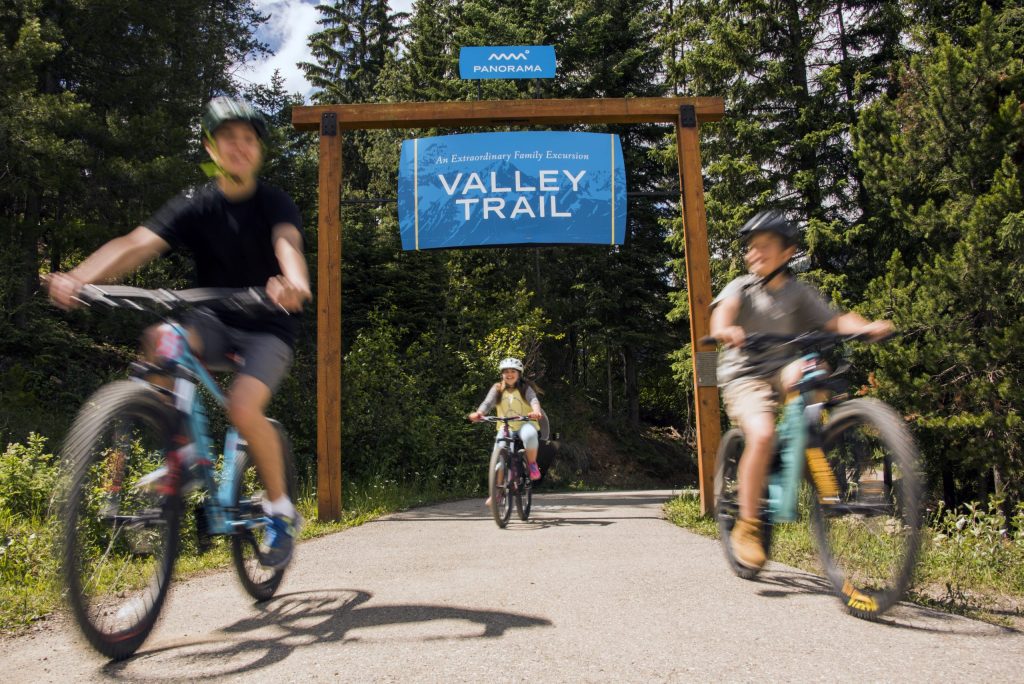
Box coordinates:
[2,0,1023,526]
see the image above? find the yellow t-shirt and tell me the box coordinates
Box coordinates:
[495,388,537,432]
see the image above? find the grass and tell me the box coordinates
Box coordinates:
[664,493,1024,626]
[0,477,480,635]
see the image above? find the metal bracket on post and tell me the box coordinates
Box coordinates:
[679,104,697,128]
[321,112,337,137]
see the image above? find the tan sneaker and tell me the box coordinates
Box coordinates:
[731,518,766,570]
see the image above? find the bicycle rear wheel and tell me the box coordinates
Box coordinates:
[61,381,181,660]
[714,428,774,580]
[808,398,923,618]
[231,420,298,601]
[515,453,533,521]
[489,446,512,528]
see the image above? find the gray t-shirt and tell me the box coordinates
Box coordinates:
[711,274,839,384]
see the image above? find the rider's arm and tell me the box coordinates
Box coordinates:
[524,385,541,412]
[825,312,893,340]
[710,294,745,348]
[476,384,500,415]
[70,226,169,284]
[269,224,312,312]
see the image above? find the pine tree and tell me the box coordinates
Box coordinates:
[662,0,908,304]
[855,5,1024,505]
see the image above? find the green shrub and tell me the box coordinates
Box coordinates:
[0,433,59,520]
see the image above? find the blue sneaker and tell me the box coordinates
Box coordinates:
[259,513,300,569]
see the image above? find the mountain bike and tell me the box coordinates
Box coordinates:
[58,285,298,660]
[480,415,533,528]
[705,332,923,619]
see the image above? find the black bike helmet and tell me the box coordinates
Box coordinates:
[738,210,800,246]
[201,96,268,140]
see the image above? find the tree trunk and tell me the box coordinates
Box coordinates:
[624,344,640,427]
[606,345,613,419]
[942,460,957,510]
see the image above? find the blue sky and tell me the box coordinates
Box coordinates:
[245,0,415,98]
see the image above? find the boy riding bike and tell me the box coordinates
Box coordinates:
[469,357,545,504]
[45,96,310,569]
[709,210,892,571]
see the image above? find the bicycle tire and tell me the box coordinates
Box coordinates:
[714,428,774,580]
[489,446,512,528]
[61,381,181,660]
[808,398,923,618]
[231,420,298,601]
[515,453,533,521]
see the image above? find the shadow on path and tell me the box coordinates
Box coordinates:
[102,589,552,680]
[753,568,1018,635]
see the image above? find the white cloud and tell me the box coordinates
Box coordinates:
[242,0,320,98]
[243,1,415,100]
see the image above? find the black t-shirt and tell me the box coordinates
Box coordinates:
[144,181,303,346]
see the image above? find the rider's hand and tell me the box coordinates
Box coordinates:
[716,325,746,348]
[468,411,483,423]
[266,275,311,313]
[861,319,894,341]
[43,272,85,311]
[527,411,542,421]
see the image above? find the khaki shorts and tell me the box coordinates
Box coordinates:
[721,373,786,427]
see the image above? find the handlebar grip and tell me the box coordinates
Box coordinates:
[698,336,718,346]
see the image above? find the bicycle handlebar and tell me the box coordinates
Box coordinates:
[479,415,530,423]
[77,285,286,315]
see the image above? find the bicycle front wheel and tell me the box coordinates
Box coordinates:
[61,381,182,660]
[809,398,923,618]
[515,454,532,521]
[231,420,298,601]
[489,446,512,528]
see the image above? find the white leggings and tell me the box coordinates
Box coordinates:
[496,422,539,451]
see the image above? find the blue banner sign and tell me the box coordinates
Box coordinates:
[398,131,626,250]
[459,45,557,80]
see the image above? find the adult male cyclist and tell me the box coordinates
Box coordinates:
[46,96,310,569]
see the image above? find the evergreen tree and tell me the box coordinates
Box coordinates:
[662,0,908,304]
[855,5,1024,505]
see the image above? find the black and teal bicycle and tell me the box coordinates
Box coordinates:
[706,332,923,619]
[58,285,298,660]
[481,415,533,528]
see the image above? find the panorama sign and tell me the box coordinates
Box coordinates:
[459,45,557,80]
[398,131,626,250]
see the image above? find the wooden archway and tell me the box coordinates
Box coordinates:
[292,97,724,520]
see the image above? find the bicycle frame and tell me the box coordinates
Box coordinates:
[145,320,269,536]
[484,415,529,487]
[767,353,841,522]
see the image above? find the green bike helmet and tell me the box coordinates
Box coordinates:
[201,96,268,140]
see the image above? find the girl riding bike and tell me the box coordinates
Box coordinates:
[468,357,545,504]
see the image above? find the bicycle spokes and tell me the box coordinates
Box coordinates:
[811,400,922,617]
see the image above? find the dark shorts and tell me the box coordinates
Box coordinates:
[184,308,293,393]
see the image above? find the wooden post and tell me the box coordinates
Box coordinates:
[675,104,721,516]
[317,113,343,521]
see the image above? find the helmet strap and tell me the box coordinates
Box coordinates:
[759,261,790,288]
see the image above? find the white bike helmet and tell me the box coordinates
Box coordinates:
[499,357,524,373]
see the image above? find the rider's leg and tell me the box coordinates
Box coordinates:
[139,323,204,390]
[737,412,776,520]
[519,423,542,480]
[227,374,287,503]
[722,375,782,570]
